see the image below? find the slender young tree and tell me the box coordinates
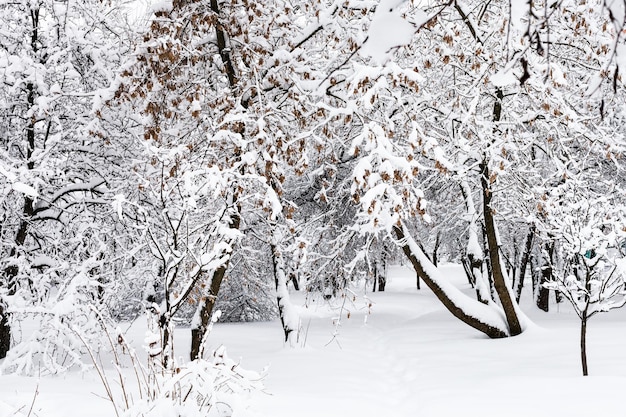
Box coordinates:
[543,186,626,376]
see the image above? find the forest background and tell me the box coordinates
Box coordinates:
[2,0,626,414]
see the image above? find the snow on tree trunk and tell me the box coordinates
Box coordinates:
[190,202,241,360]
[271,241,299,346]
[394,222,510,339]
[514,227,535,303]
[480,159,523,336]
[536,242,554,312]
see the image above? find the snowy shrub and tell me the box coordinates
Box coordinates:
[0,308,100,376]
[66,309,268,417]
[0,268,108,376]
[124,347,266,417]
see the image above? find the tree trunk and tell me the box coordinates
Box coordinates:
[515,226,535,303]
[480,159,522,336]
[530,251,541,301]
[508,236,518,285]
[580,268,592,376]
[290,273,300,291]
[0,97,37,359]
[0,305,9,359]
[378,269,387,292]
[190,203,241,360]
[461,258,475,287]
[378,247,387,291]
[482,223,496,301]
[210,0,237,87]
[190,266,228,360]
[372,267,378,292]
[580,309,588,376]
[432,232,441,267]
[536,242,554,312]
[394,224,509,338]
[271,242,298,345]
[459,179,491,303]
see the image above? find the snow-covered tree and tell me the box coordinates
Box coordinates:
[543,186,626,375]
[0,0,133,364]
[101,0,323,359]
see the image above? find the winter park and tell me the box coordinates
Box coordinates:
[2,0,626,416]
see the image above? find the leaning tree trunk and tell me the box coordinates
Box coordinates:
[190,202,241,360]
[394,223,509,339]
[480,159,523,336]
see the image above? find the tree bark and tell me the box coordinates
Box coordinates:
[372,268,378,292]
[0,306,9,359]
[432,232,441,267]
[480,159,523,336]
[580,308,588,376]
[536,242,554,312]
[190,203,241,360]
[515,226,535,303]
[271,242,298,344]
[394,224,509,339]
[377,267,387,291]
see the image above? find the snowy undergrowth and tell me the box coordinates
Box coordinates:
[0,306,266,417]
[121,347,266,417]
[96,312,266,417]
[2,264,626,417]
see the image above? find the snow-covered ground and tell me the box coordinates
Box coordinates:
[2,263,626,416]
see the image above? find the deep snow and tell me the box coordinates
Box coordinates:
[2,263,626,416]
